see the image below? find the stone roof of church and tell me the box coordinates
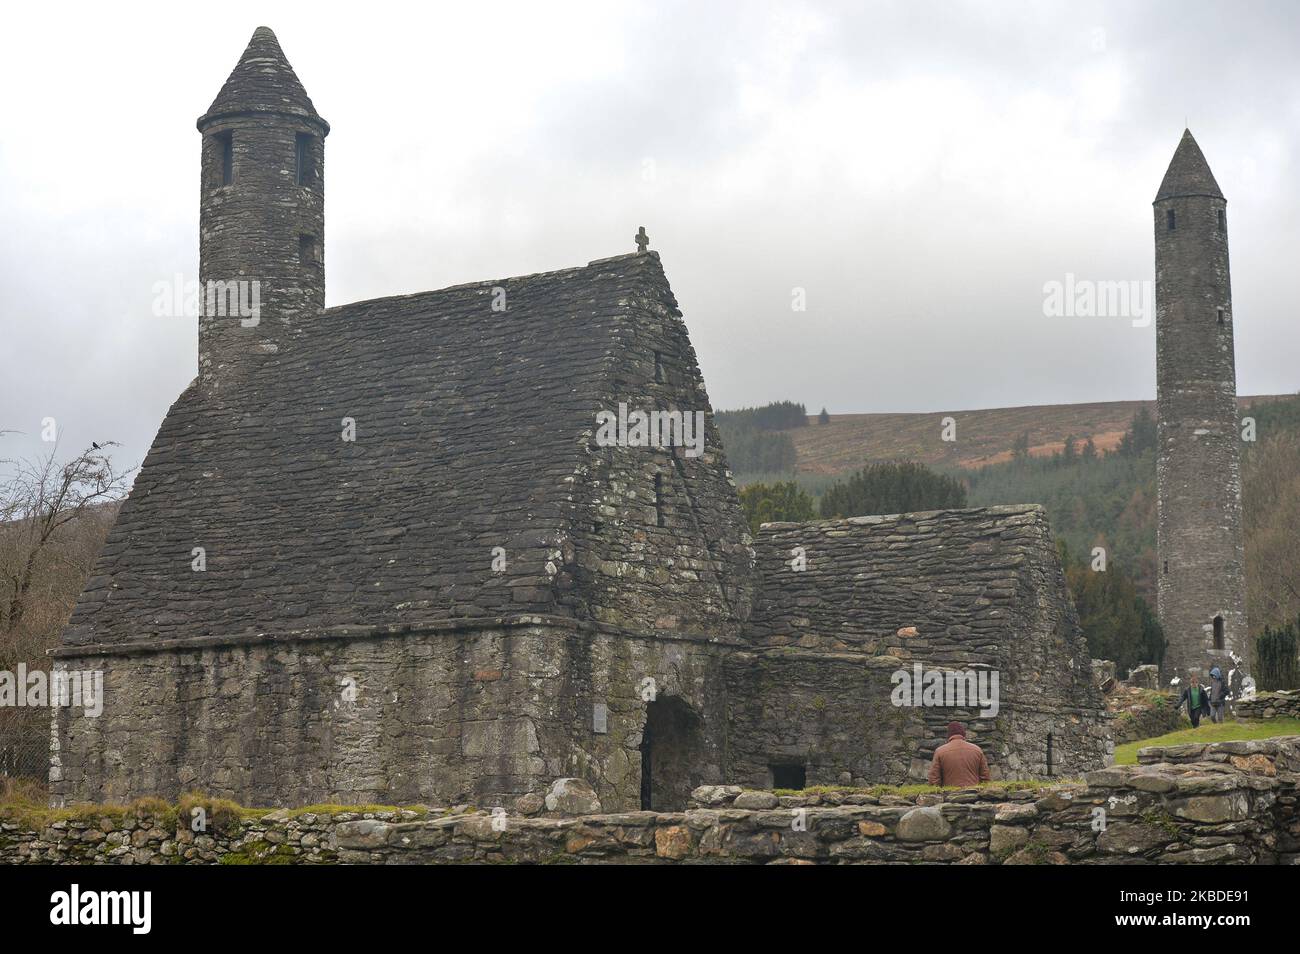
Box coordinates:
[744,504,1073,665]
[199,26,327,131]
[63,252,677,649]
[1155,128,1223,201]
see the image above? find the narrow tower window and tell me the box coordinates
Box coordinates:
[654,473,665,527]
[1213,615,1224,650]
[299,234,320,268]
[1166,208,1176,231]
[295,133,315,186]
[217,131,233,186]
[1217,307,1225,325]
[653,351,664,383]
[1217,209,1225,232]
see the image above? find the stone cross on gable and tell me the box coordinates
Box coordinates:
[635,226,649,253]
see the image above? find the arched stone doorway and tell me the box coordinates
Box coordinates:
[639,696,705,811]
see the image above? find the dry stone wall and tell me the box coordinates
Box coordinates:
[1106,687,1185,745]
[1237,692,1300,721]
[10,736,1296,865]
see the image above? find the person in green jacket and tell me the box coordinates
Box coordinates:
[1179,673,1211,728]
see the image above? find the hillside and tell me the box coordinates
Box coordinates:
[723,393,1300,636]
[788,396,1291,476]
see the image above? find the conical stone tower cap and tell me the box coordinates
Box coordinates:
[198,27,328,134]
[1155,129,1222,202]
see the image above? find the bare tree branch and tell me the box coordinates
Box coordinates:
[0,440,134,636]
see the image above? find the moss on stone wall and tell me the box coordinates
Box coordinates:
[4,736,1296,865]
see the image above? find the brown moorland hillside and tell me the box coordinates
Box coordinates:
[790,395,1290,475]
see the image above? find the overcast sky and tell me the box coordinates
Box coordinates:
[2,0,1298,475]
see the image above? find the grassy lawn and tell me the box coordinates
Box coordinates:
[1113,717,1300,765]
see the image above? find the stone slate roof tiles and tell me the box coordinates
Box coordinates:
[745,504,1063,664]
[1154,128,1224,201]
[63,253,671,648]
[200,26,327,130]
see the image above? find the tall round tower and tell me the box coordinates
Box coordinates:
[1153,129,1248,684]
[196,26,328,391]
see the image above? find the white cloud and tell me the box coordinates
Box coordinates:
[2,0,1298,476]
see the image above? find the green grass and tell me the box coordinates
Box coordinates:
[772,778,1077,797]
[0,779,179,830]
[218,839,298,865]
[0,783,440,831]
[266,802,436,819]
[1113,717,1300,765]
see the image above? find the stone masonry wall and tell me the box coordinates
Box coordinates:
[742,507,1110,783]
[197,28,329,394]
[198,114,327,392]
[1154,183,1248,682]
[723,651,927,788]
[567,253,757,640]
[51,622,733,814]
[7,736,1297,865]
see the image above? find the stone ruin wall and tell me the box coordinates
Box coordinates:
[998,527,1114,777]
[11,736,1298,865]
[1237,692,1300,721]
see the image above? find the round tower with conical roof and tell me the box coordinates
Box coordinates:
[1153,129,1248,684]
[196,27,328,389]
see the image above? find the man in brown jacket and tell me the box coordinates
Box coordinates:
[927,722,991,787]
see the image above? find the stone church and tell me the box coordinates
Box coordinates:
[50,28,1109,811]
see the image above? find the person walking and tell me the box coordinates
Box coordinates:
[1208,666,1228,724]
[927,721,991,787]
[1179,673,1211,728]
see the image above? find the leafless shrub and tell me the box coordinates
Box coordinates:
[0,440,131,777]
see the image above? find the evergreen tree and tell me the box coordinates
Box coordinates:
[1256,620,1299,691]
[716,400,808,475]
[1061,435,1077,464]
[1118,406,1158,457]
[738,481,816,535]
[1058,542,1165,673]
[1012,431,1030,463]
[715,401,808,432]
[820,461,967,518]
[721,430,797,473]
